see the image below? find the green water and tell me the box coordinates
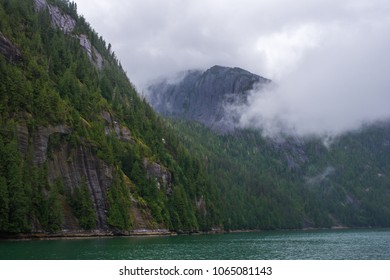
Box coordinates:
[1,229,389,260]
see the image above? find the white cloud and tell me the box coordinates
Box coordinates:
[74,0,390,136]
[256,23,322,79]
[239,18,390,136]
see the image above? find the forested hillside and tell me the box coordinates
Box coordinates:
[148,66,390,230]
[166,119,390,230]
[1,0,389,237]
[0,0,218,235]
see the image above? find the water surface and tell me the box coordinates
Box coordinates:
[1,229,389,260]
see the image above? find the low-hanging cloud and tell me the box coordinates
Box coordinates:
[74,0,390,136]
[239,19,390,136]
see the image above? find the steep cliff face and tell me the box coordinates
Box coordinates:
[15,118,171,234]
[7,0,172,233]
[34,0,76,34]
[47,143,113,231]
[101,111,133,143]
[143,158,173,195]
[79,34,104,69]
[147,65,270,132]
[16,121,108,231]
[1,0,211,237]
[147,66,312,170]
[3,0,390,236]
[0,32,22,64]
[34,0,104,68]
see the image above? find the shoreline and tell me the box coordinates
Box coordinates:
[0,229,175,241]
[1,226,386,241]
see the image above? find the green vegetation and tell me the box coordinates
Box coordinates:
[1,0,389,236]
[169,120,390,229]
[107,171,132,230]
[0,0,213,234]
[67,179,96,230]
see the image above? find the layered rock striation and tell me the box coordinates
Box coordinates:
[34,0,76,34]
[0,32,22,63]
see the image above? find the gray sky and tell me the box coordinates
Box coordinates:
[75,0,390,136]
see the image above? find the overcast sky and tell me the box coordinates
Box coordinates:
[74,0,390,136]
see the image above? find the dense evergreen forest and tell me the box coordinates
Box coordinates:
[1,0,389,236]
[169,120,390,229]
[0,0,215,234]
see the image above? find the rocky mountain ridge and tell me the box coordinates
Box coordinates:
[147,65,270,132]
[149,63,390,229]
[2,0,390,238]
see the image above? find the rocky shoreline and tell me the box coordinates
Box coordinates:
[2,226,379,241]
[0,227,261,240]
[0,229,175,240]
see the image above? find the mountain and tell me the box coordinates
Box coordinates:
[0,0,219,236]
[147,65,270,132]
[148,67,390,229]
[2,0,390,238]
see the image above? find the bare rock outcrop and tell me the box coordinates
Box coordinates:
[47,144,113,231]
[33,125,72,165]
[34,0,104,68]
[147,65,271,133]
[79,34,104,69]
[16,122,111,231]
[34,0,76,34]
[16,122,72,165]
[15,120,162,233]
[102,111,133,142]
[143,158,173,195]
[0,32,22,63]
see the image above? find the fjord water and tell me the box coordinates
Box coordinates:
[1,229,389,260]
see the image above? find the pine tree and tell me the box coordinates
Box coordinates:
[5,141,30,232]
[0,176,9,232]
[69,180,96,230]
[107,172,132,230]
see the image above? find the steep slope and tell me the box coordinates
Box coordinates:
[0,0,215,236]
[149,66,390,229]
[147,65,270,132]
[165,119,390,230]
[0,31,22,63]
[2,0,389,237]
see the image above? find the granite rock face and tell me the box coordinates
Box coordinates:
[143,158,173,195]
[34,0,104,68]
[33,125,73,165]
[147,65,270,132]
[15,121,160,233]
[101,111,133,143]
[79,34,104,69]
[15,123,112,230]
[34,0,76,34]
[47,143,113,231]
[0,32,22,63]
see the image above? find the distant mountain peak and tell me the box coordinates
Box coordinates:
[147,65,271,132]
